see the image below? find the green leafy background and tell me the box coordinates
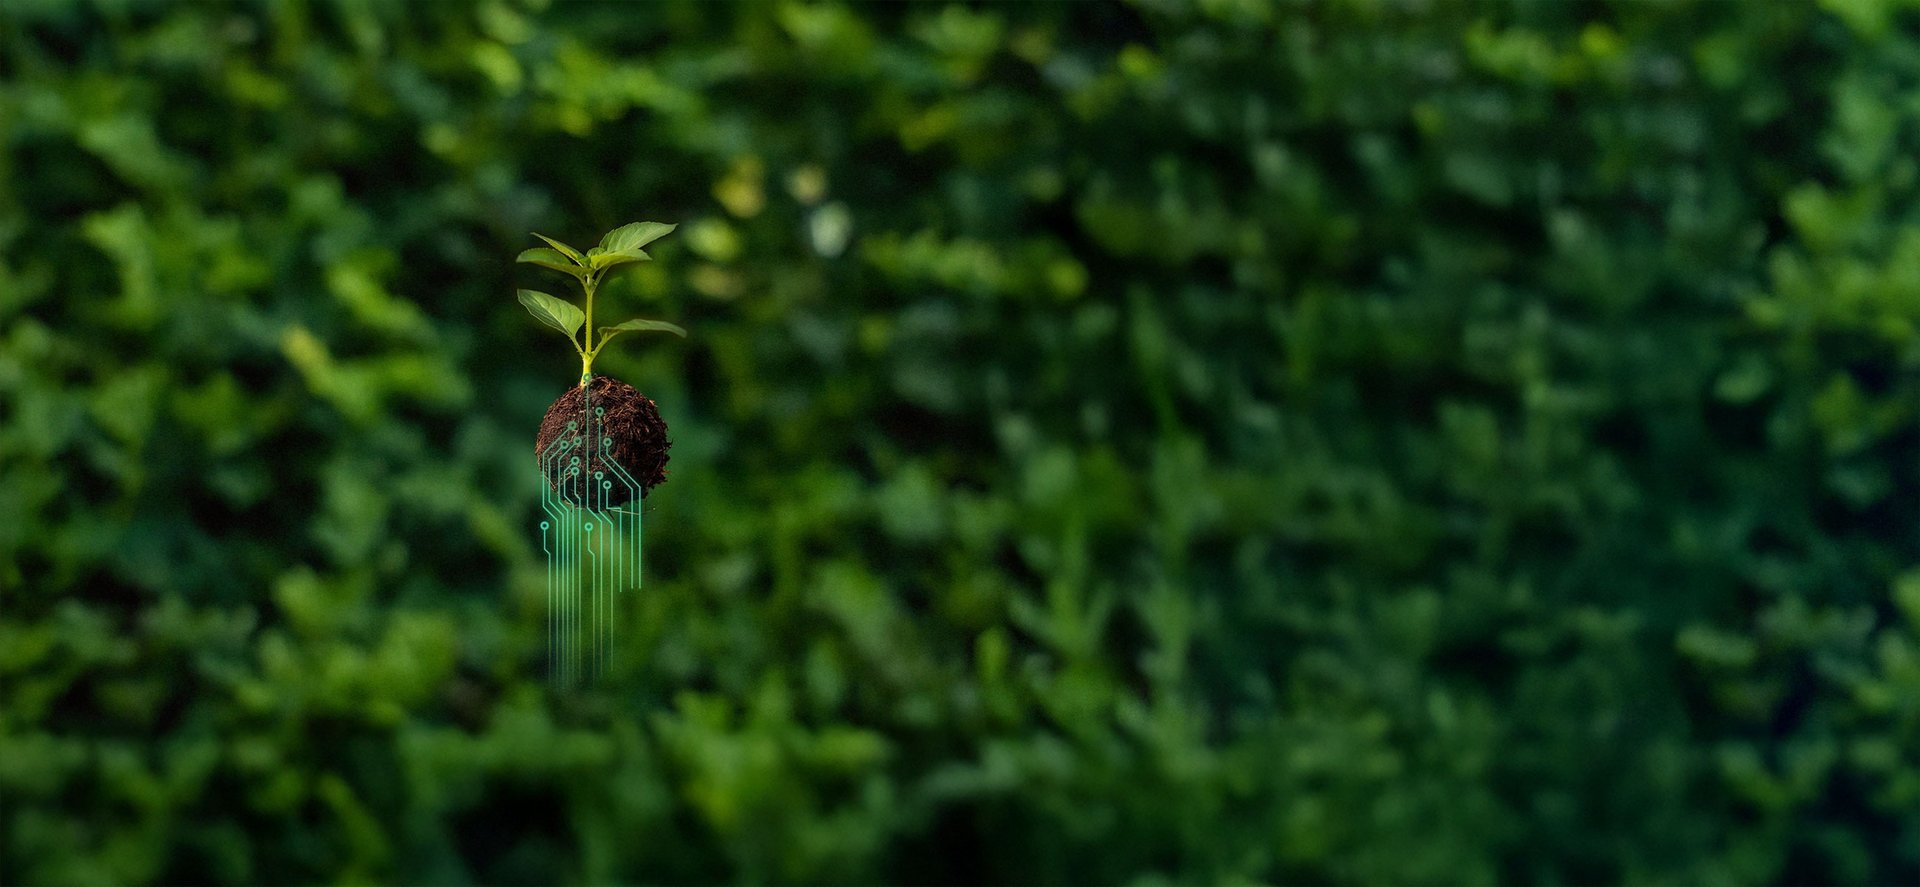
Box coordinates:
[4,1,1920,883]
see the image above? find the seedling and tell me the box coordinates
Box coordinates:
[519,221,686,684]
[516,221,687,387]
[520,221,684,505]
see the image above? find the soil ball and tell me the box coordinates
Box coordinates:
[535,376,669,507]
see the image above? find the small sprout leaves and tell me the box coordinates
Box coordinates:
[517,248,586,278]
[532,233,585,265]
[589,248,651,270]
[517,221,685,383]
[518,289,585,346]
[598,317,687,346]
[600,221,676,254]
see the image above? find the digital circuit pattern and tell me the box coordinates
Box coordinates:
[537,391,644,684]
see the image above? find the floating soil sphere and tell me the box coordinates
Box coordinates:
[535,376,669,507]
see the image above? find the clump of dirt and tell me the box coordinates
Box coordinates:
[535,376,669,507]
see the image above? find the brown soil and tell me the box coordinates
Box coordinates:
[534,376,669,507]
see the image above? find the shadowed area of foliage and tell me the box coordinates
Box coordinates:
[4,1,1920,883]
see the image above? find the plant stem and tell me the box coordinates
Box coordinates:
[580,272,598,386]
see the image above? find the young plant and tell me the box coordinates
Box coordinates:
[521,221,684,504]
[516,221,687,386]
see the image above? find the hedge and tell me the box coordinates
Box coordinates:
[3,1,1919,883]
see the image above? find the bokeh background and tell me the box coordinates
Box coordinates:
[5,0,1920,883]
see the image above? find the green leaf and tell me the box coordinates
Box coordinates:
[516,248,586,277]
[598,317,688,345]
[588,248,651,270]
[531,233,584,265]
[517,289,585,346]
[599,221,676,254]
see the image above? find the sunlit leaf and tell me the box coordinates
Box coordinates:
[599,221,676,253]
[517,289,584,345]
[516,248,585,277]
[531,233,584,265]
[598,317,688,345]
[588,248,651,270]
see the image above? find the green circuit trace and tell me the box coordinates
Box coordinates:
[537,389,643,686]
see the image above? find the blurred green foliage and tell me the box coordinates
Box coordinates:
[4,0,1920,883]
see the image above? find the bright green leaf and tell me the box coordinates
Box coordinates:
[588,248,651,270]
[516,248,586,277]
[598,317,688,345]
[517,289,585,347]
[531,233,584,265]
[599,221,676,253]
